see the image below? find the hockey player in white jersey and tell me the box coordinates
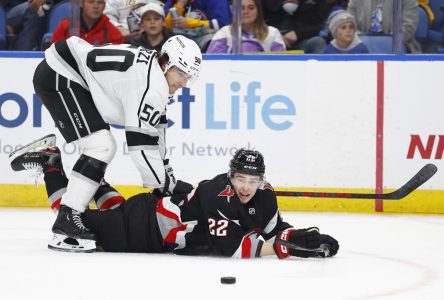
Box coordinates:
[28,35,202,251]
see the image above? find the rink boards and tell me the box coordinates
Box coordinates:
[0,53,443,213]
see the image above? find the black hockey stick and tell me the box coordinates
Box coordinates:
[277,239,330,256]
[275,163,437,200]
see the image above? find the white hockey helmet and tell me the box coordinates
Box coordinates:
[160,35,202,85]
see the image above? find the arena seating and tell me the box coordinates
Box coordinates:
[0,5,6,50]
[40,0,70,50]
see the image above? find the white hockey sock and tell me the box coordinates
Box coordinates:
[60,174,100,212]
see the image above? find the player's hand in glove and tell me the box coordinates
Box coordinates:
[273,227,321,259]
[317,234,339,257]
[162,159,177,196]
[173,180,194,195]
[160,159,194,196]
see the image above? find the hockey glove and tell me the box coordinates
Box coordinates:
[317,234,339,257]
[173,180,194,195]
[273,227,321,259]
[163,159,177,196]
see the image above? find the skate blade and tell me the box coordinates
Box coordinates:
[48,234,96,253]
[9,134,56,161]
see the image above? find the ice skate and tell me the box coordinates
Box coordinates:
[48,234,96,253]
[9,134,56,163]
[52,204,96,241]
[9,135,60,174]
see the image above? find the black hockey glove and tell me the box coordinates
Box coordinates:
[273,227,321,259]
[317,234,339,258]
[173,180,194,195]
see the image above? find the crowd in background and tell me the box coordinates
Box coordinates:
[0,0,443,53]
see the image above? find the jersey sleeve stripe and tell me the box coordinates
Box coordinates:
[238,235,263,258]
[126,125,159,135]
[263,210,279,234]
[159,113,167,125]
[125,130,159,147]
[241,236,252,258]
[54,41,88,87]
[127,145,159,151]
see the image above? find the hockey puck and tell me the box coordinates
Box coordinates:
[220,276,236,284]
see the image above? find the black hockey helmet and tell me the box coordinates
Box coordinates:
[229,148,265,177]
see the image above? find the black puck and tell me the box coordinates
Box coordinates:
[220,276,236,284]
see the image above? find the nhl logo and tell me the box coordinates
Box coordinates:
[248,208,255,215]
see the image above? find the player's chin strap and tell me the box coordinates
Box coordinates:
[276,239,331,257]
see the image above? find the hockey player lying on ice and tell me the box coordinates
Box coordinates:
[10,136,339,259]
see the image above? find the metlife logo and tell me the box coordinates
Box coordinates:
[0,93,44,128]
[0,82,296,131]
[0,57,305,186]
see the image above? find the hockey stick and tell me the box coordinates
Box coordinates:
[277,239,330,256]
[275,163,437,200]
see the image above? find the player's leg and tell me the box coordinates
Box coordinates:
[10,137,124,212]
[93,181,125,210]
[83,192,164,253]
[82,207,130,252]
[33,60,115,246]
[10,136,67,212]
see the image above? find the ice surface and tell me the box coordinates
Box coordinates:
[1,209,443,300]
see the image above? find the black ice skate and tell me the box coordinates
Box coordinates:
[49,205,97,253]
[52,205,97,240]
[9,134,56,163]
[10,146,62,173]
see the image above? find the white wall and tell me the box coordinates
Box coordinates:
[0,55,442,190]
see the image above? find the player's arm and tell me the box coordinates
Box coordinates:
[259,186,292,240]
[259,186,339,258]
[122,86,170,190]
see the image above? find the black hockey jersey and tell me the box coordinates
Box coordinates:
[156,173,291,258]
[88,173,292,257]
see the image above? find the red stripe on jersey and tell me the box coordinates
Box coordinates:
[156,199,187,245]
[156,199,181,223]
[241,237,252,258]
[99,196,125,210]
[165,224,188,244]
[45,167,60,173]
[51,198,61,212]
[263,182,273,191]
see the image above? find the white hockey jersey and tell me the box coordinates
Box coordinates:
[45,36,170,189]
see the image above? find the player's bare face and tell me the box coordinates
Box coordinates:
[165,66,191,94]
[141,12,164,36]
[231,173,262,204]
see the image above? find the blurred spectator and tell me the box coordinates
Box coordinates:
[347,0,421,53]
[322,9,368,53]
[5,0,53,50]
[51,0,124,45]
[129,1,173,52]
[207,0,285,53]
[261,0,330,53]
[327,0,349,11]
[319,0,349,38]
[163,0,232,50]
[104,0,150,38]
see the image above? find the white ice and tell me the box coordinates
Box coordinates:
[1,209,443,300]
